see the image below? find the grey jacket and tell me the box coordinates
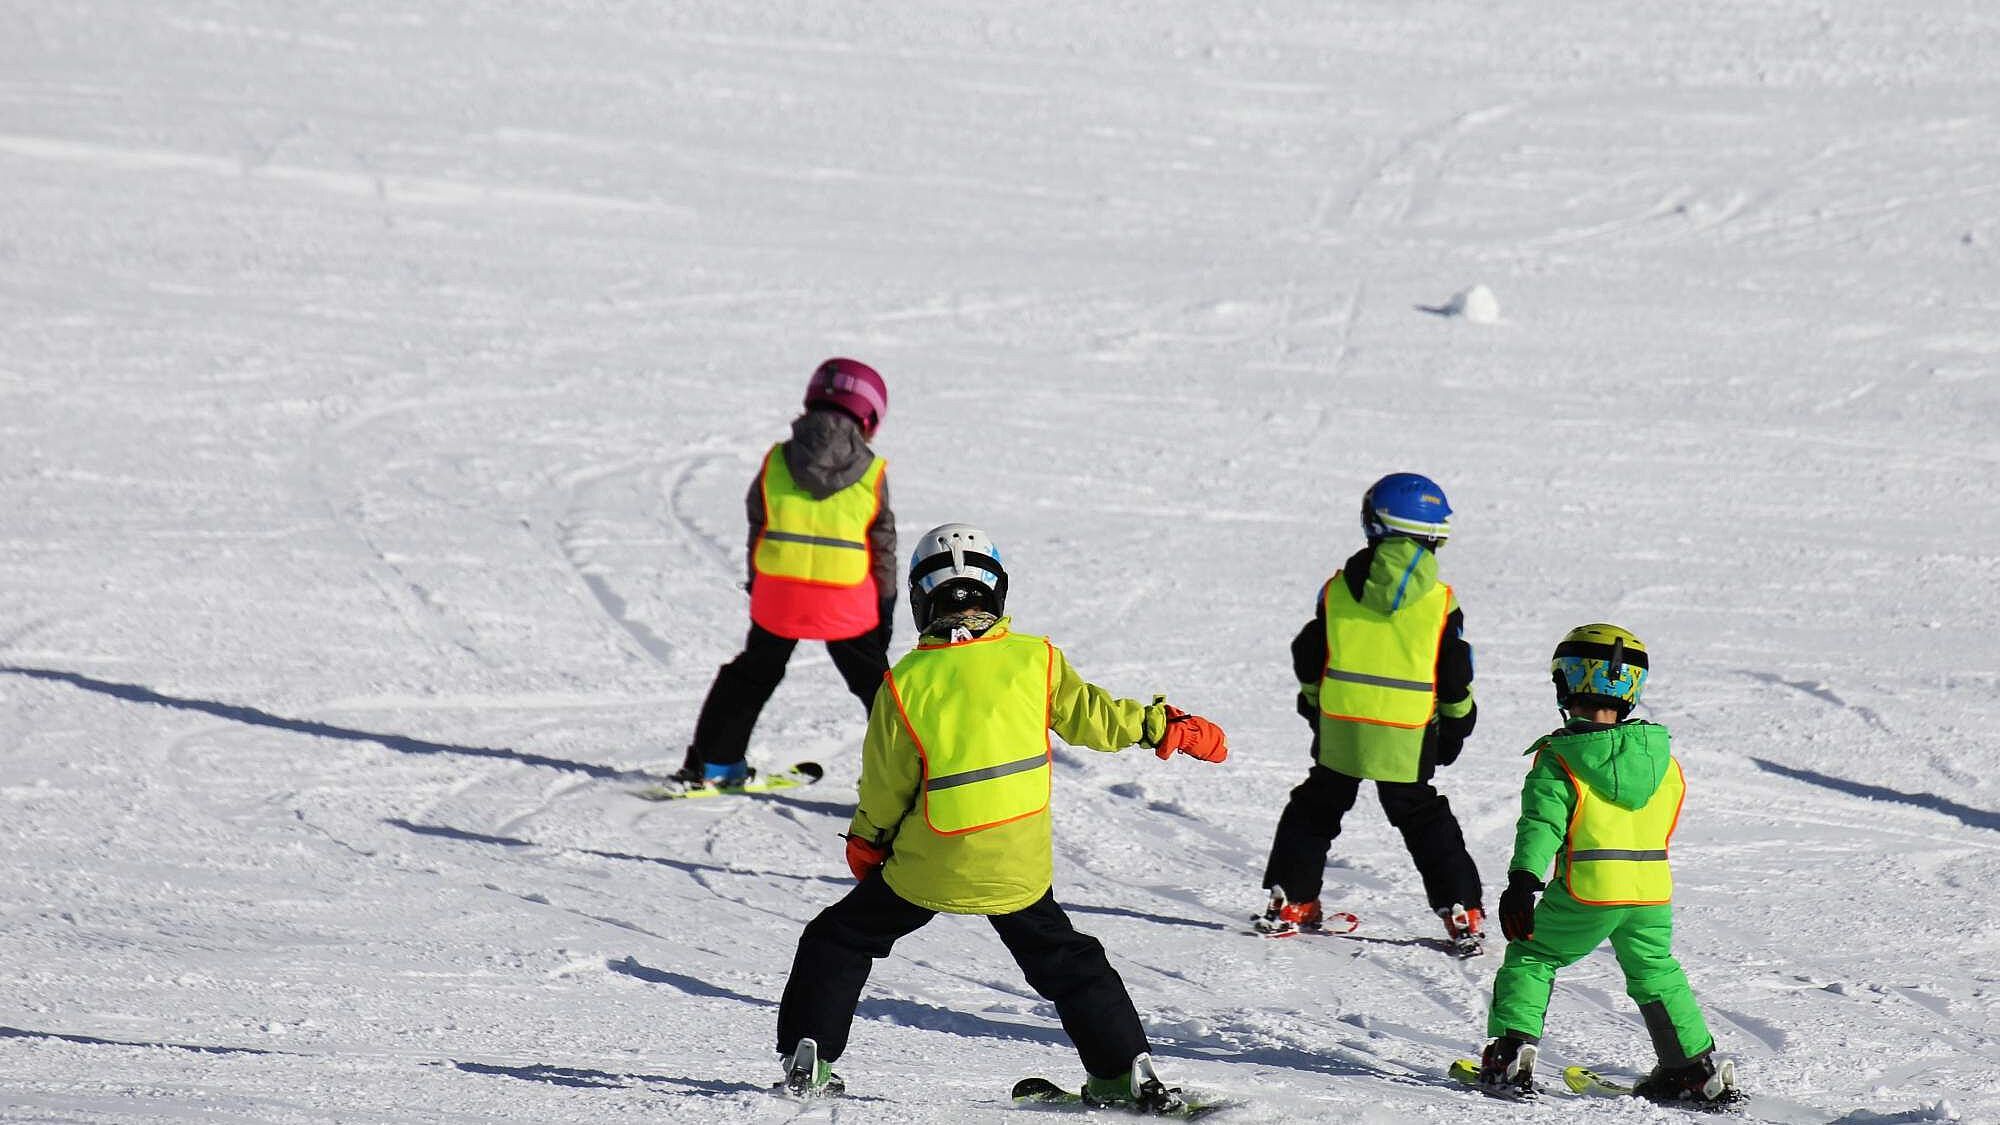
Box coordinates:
[745,407,898,605]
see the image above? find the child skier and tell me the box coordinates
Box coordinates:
[1254,472,1485,953]
[774,523,1229,1112]
[670,359,896,789]
[1474,624,1744,1107]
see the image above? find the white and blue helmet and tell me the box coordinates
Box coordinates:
[908,522,1008,628]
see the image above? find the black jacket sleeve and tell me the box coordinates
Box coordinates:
[1290,589,1328,728]
[1434,607,1476,765]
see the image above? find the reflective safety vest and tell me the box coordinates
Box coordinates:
[748,444,885,640]
[1317,574,1451,782]
[885,632,1053,836]
[1557,755,1686,906]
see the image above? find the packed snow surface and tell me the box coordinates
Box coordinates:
[3,3,1998,1123]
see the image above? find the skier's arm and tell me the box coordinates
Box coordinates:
[1290,591,1328,726]
[866,472,897,606]
[742,472,765,591]
[1508,746,1575,878]
[1435,603,1476,763]
[1047,644,1156,752]
[849,680,918,847]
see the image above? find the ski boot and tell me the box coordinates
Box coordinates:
[1083,1054,1187,1115]
[1631,1053,1744,1108]
[1439,903,1485,957]
[702,761,756,789]
[1253,887,1323,936]
[662,747,707,789]
[1477,1034,1538,1100]
[779,1037,845,1097]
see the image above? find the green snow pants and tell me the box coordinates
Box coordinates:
[1486,885,1715,1067]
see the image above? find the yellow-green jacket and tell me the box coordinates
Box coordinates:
[848,618,1160,915]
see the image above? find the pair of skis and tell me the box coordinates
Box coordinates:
[631,760,823,801]
[1252,910,1486,959]
[1448,1056,1746,1112]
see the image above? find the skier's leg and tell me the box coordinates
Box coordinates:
[988,891,1149,1080]
[776,874,934,1063]
[1377,779,1483,912]
[1609,905,1716,1067]
[825,626,890,716]
[692,624,798,768]
[1486,886,1621,1041]
[1258,763,1363,902]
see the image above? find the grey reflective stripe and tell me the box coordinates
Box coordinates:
[925,753,1048,793]
[1323,667,1432,692]
[762,530,867,550]
[1570,849,1668,862]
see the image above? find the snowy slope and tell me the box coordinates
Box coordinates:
[2,2,1996,1122]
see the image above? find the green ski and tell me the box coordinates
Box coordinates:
[633,761,824,801]
[1010,1077,1232,1119]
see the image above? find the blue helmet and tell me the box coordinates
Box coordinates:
[1361,473,1452,545]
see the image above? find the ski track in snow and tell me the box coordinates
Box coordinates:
[3,3,1998,1124]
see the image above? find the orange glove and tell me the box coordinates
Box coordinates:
[1151,700,1228,763]
[844,834,888,881]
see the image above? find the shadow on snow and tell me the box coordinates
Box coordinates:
[446,1059,771,1096]
[608,956,776,1008]
[383,818,852,886]
[0,1025,283,1056]
[0,664,636,780]
[1750,756,1998,832]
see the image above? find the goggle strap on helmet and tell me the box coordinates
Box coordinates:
[910,550,1004,591]
[1551,638,1649,670]
[1371,510,1452,540]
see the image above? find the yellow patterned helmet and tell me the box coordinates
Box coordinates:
[1550,623,1648,717]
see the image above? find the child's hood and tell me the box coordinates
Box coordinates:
[783,409,876,499]
[1358,537,1441,614]
[1539,721,1672,811]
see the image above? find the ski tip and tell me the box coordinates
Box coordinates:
[1011,1076,1070,1101]
[794,761,825,781]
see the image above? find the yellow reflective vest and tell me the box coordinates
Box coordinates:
[1317,573,1451,782]
[748,444,885,640]
[886,631,1053,836]
[847,620,1154,915]
[1557,755,1685,906]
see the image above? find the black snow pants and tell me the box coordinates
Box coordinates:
[684,620,889,771]
[776,875,1150,1078]
[1260,762,1483,913]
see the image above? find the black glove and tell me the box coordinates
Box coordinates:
[1435,706,1475,767]
[1296,692,1318,729]
[872,599,896,648]
[1500,869,1543,942]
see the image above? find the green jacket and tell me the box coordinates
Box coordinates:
[849,618,1161,915]
[1509,718,1673,882]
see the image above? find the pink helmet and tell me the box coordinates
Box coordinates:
[804,358,887,435]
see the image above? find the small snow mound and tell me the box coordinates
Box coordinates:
[1444,284,1501,324]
